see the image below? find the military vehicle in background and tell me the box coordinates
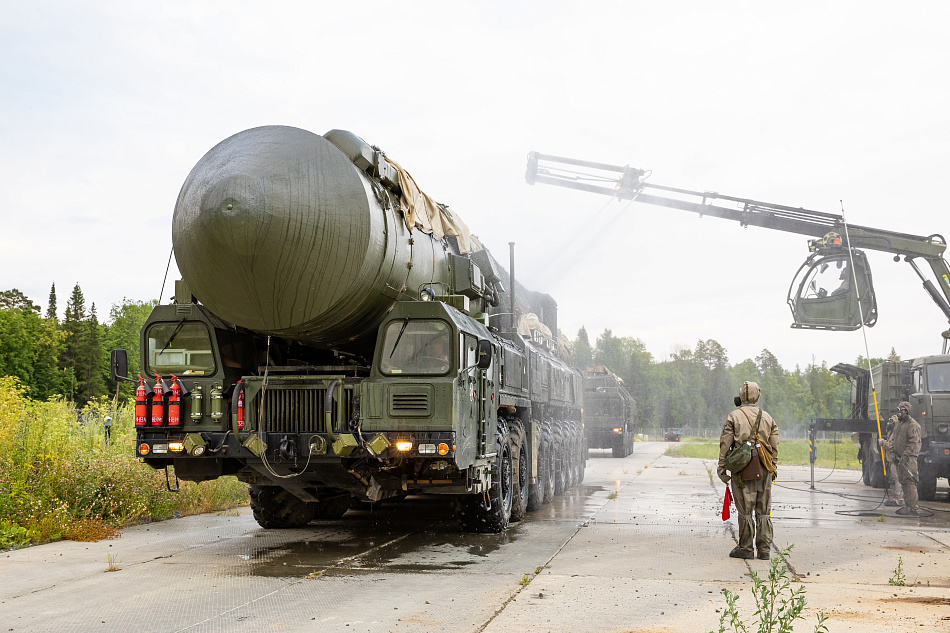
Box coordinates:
[583,366,635,457]
[820,357,950,500]
[112,126,586,534]
[664,429,681,442]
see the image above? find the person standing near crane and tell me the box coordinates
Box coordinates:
[880,415,905,507]
[886,402,921,516]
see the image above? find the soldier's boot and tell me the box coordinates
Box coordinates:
[733,511,755,559]
[883,500,900,507]
[757,549,770,560]
[729,547,754,559]
[896,506,919,516]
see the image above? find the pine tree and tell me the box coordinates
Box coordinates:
[573,326,593,369]
[46,283,58,321]
[61,283,86,402]
[77,302,106,402]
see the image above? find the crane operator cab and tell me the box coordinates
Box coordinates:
[787,233,879,331]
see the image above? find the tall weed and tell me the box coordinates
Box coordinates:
[0,376,248,546]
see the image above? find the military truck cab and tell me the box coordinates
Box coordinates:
[359,299,498,490]
[130,301,257,482]
[908,355,950,499]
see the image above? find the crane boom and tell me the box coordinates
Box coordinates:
[526,151,950,338]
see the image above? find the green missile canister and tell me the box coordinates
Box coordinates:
[172,125,458,352]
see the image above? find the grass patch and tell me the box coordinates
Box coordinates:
[666,438,861,470]
[0,376,249,547]
[106,552,121,572]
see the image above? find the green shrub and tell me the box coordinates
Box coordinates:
[710,545,828,633]
[0,376,248,546]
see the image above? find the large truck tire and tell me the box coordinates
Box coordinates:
[566,429,578,489]
[868,451,886,489]
[542,425,556,504]
[612,437,625,458]
[527,429,548,511]
[575,432,586,484]
[458,426,513,533]
[553,425,567,496]
[918,459,937,501]
[861,441,871,486]
[510,423,529,522]
[249,485,316,529]
[313,492,351,520]
[578,436,587,484]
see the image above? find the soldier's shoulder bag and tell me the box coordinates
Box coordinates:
[739,410,764,483]
[722,409,761,474]
[723,439,752,474]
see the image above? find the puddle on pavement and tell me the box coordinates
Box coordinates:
[239,484,606,579]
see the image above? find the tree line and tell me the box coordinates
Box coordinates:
[569,327,886,435]
[0,285,154,403]
[0,284,881,433]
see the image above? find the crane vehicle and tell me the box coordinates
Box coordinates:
[111,126,588,534]
[526,151,950,497]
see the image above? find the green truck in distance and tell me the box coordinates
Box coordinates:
[115,126,586,534]
[583,366,635,457]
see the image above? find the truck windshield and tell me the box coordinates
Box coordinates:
[380,319,452,375]
[927,362,950,392]
[146,322,216,376]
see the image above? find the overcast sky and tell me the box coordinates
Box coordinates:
[3,1,949,371]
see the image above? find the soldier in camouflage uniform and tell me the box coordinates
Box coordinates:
[890,401,921,516]
[718,381,779,560]
[880,415,904,507]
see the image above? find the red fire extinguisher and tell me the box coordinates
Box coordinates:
[168,375,182,427]
[151,377,166,426]
[135,376,148,427]
[236,380,245,431]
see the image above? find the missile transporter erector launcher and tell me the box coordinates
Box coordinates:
[120,126,585,532]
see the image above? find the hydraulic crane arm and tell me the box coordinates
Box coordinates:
[526,151,950,330]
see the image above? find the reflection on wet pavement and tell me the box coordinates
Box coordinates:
[242,484,609,579]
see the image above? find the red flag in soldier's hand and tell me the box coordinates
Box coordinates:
[722,486,732,521]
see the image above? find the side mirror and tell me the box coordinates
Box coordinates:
[900,369,913,387]
[476,339,493,370]
[110,349,131,383]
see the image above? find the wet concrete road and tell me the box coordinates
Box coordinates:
[3,442,950,632]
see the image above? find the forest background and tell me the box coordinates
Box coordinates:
[0,283,894,437]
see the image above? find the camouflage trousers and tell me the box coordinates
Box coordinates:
[897,455,919,511]
[731,476,773,555]
[886,461,903,504]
